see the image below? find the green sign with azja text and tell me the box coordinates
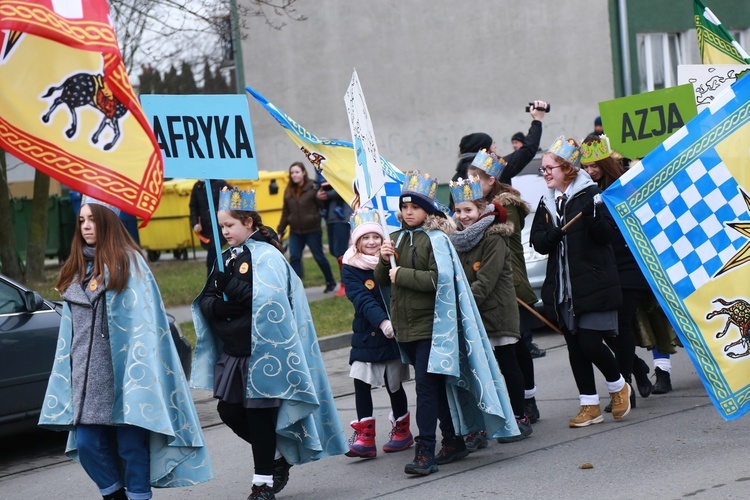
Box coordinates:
[598,84,697,159]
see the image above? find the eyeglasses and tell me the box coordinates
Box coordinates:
[538,165,562,175]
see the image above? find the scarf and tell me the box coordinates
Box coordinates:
[82,244,96,282]
[449,206,495,252]
[341,245,379,270]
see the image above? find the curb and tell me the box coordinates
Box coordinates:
[319,331,352,352]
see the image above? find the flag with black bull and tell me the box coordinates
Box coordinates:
[0,0,164,223]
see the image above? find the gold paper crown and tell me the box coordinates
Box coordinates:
[580,135,612,163]
[449,176,483,203]
[349,207,381,231]
[218,186,256,211]
[402,170,438,200]
[547,136,581,168]
[470,150,507,179]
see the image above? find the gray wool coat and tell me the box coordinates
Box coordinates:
[63,278,115,425]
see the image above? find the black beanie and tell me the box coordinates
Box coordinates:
[459,132,493,155]
[511,132,525,143]
[400,193,436,215]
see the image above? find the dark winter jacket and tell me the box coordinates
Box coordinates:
[342,264,400,364]
[612,230,649,290]
[374,214,456,343]
[200,245,255,356]
[530,173,621,316]
[499,120,542,184]
[321,183,354,225]
[494,190,538,305]
[190,179,230,249]
[277,179,323,235]
[452,205,520,339]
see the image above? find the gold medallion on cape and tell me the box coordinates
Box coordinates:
[239,262,250,274]
[89,278,99,291]
[365,279,375,290]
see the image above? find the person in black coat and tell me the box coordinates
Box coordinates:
[581,135,654,402]
[451,100,547,186]
[190,179,230,275]
[530,136,631,428]
[341,208,412,459]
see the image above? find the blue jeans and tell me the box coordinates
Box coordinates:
[76,424,152,500]
[288,231,335,284]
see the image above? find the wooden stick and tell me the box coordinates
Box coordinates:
[561,212,583,231]
[517,298,563,335]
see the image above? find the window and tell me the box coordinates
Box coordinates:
[637,33,686,92]
[0,280,24,314]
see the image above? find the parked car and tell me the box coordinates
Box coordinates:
[511,153,548,302]
[0,273,191,437]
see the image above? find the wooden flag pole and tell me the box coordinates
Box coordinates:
[561,212,583,231]
[516,298,563,335]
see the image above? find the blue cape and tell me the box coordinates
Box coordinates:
[191,239,347,464]
[39,252,214,488]
[397,228,520,439]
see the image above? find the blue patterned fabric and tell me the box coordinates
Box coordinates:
[191,239,347,464]
[396,228,520,439]
[39,252,214,487]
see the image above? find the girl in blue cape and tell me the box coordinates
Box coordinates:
[40,196,213,500]
[375,171,519,477]
[192,187,346,500]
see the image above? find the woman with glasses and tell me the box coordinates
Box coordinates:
[530,137,630,428]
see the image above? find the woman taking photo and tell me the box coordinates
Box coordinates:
[277,161,337,292]
[530,137,630,428]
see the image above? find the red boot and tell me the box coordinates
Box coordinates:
[383,412,414,453]
[334,282,346,297]
[345,417,376,458]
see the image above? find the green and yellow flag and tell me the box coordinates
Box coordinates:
[694,0,750,64]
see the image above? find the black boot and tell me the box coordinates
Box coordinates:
[632,356,653,398]
[435,434,469,464]
[652,367,672,394]
[103,489,127,500]
[404,439,438,475]
[524,397,540,424]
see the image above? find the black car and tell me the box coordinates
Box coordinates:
[0,273,191,437]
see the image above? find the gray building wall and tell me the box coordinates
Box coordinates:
[239,0,614,181]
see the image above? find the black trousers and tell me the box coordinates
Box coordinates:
[217,402,277,475]
[563,327,621,396]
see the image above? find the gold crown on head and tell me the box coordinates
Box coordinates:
[470,150,507,179]
[449,176,483,203]
[580,135,612,163]
[402,170,438,200]
[349,207,381,231]
[547,136,581,168]
[218,186,256,211]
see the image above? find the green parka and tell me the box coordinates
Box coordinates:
[374,214,455,343]
[494,190,538,306]
[453,206,520,339]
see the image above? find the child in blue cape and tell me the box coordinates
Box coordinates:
[40,196,213,500]
[342,207,413,459]
[192,187,346,500]
[375,171,519,477]
[449,176,532,443]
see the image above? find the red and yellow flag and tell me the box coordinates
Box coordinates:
[0,0,163,223]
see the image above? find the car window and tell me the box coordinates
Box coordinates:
[0,280,25,314]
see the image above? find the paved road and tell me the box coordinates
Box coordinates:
[3,329,750,499]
